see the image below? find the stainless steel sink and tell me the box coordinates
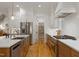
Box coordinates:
[53,35,76,40]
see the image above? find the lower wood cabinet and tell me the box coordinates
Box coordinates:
[0,48,10,57]
[71,49,79,57]
[0,41,21,57]
[47,34,79,57]
[0,36,31,57]
[29,34,32,45]
[20,36,30,57]
[58,41,71,57]
[46,34,57,57]
[58,41,79,57]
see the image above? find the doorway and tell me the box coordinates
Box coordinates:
[38,22,44,42]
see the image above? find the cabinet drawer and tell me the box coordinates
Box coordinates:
[0,48,10,57]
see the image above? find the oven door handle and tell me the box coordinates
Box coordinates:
[12,44,20,50]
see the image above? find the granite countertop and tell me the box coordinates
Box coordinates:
[46,29,79,52]
[13,35,29,38]
[0,37,21,48]
[59,39,79,52]
[0,35,29,48]
[12,35,29,40]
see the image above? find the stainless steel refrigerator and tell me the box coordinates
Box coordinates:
[20,22,33,35]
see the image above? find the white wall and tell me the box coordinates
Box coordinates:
[54,2,79,38]
[49,6,57,28]
[63,5,79,38]
[0,8,9,24]
[33,7,51,43]
[0,6,51,44]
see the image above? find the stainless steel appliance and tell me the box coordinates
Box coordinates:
[20,22,33,35]
[11,41,21,57]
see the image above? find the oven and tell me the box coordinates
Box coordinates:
[10,41,21,57]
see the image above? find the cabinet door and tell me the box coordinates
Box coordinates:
[46,35,57,56]
[24,39,29,56]
[58,41,71,57]
[63,45,71,57]
[71,49,79,57]
[0,48,10,57]
[58,41,64,56]
[20,40,24,56]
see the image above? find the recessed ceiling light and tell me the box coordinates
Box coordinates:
[38,5,41,7]
[16,5,20,7]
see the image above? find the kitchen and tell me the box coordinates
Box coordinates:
[0,2,79,57]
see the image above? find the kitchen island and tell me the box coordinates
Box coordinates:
[0,38,21,57]
[12,35,30,57]
[0,35,30,57]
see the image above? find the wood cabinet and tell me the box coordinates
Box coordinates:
[47,34,79,57]
[0,41,21,57]
[29,34,32,45]
[58,41,71,57]
[58,41,79,57]
[46,34,57,56]
[20,36,30,57]
[71,49,79,57]
[20,40,25,56]
[0,36,31,57]
[0,48,10,57]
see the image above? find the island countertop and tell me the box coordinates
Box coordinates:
[14,35,29,38]
[0,37,21,48]
[0,35,29,48]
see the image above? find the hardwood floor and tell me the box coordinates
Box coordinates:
[26,39,52,57]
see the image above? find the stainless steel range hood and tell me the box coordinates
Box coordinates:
[55,2,76,18]
[55,8,76,18]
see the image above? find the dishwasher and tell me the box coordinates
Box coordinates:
[10,41,21,57]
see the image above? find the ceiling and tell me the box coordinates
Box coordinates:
[0,2,58,10]
[0,2,58,23]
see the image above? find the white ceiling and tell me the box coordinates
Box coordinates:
[0,2,57,6]
[0,2,58,23]
[0,2,58,10]
[1,2,79,12]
